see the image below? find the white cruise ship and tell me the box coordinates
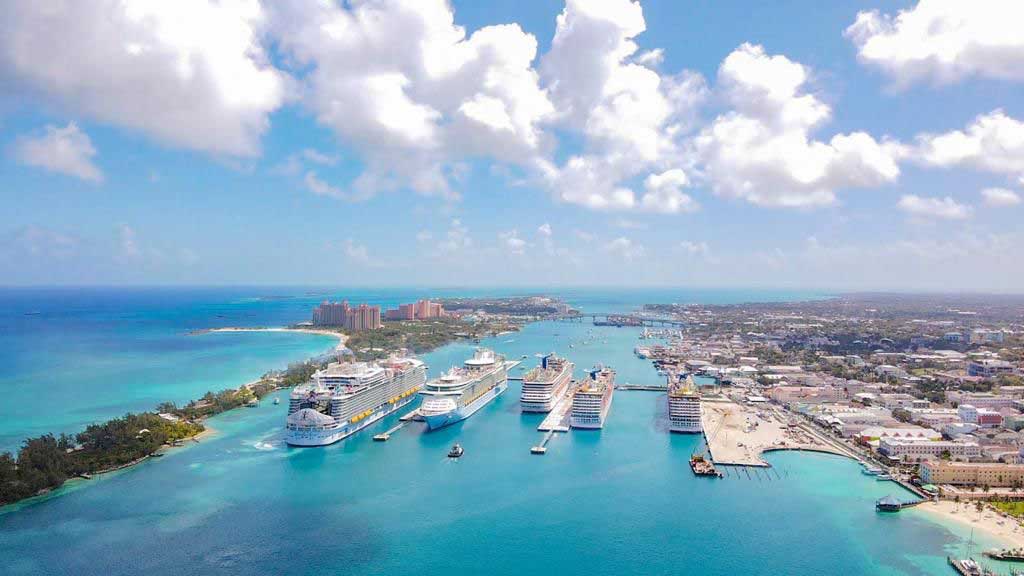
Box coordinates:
[419,348,508,430]
[285,356,426,446]
[520,353,574,413]
[668,374,702,433]
[570,366,615,429]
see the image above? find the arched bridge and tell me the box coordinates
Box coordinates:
[555,313,685,327]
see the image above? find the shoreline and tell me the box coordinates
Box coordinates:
[913,500,1024,549]
[202,326,348,345]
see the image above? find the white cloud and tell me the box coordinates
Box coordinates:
[416,230,433,243]
[537,0,707,211]
[846,1,1024,85]
[301,149,338,166]
[915,110,1024,179]
[14,122,103,182]
[0,1,287,157]
[438,219,472,253]
[273,0,553,200]
[897,194,972,220]
[304,171,344,199]
[696,43,903,208]
[118,224,142,260]
[498,229,527,255]
[981,187,1021,207]
[640,169,698,213]
[679,240,709,256]
[574,229,595,243]
[342,239,370,263]
[5,226,79,259]
[537,223,552,237]
[603,236,645,261]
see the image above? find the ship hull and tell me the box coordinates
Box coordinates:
[285,394,416,447]
[669,423,703,433]
[424,380,508,430]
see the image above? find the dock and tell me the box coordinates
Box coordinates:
[531,430,556,455]
[399,408,423,422]
[373,421,408,442]
[538,390,574,432]
[616,384,668,391]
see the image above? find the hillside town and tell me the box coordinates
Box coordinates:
[641,294,1024,498]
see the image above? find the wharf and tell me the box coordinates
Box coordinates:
[538,389,574,432]
[616,384,668,391]
[399,408,423,422]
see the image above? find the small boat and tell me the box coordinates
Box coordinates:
[876,473,892,481]
[530,446,547,455]
[448,443,464,458]
[273,397,281,405]
[862,466,882,476]
[373,433,390,442]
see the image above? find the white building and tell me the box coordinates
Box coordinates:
[878,438,981,462]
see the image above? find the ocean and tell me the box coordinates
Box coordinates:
[0,287,1001,575]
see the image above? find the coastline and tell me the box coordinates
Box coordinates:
[203,326,348,345]
[914,500,1024,549]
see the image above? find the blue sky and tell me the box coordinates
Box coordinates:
[2,0,1023,290]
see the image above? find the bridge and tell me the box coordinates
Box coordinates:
[555,313,685,327]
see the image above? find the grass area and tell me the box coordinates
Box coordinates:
[991,501,1024,518]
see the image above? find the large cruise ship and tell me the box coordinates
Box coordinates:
[285,356,426,446]
[668,373,702,433]
[570,366,615,429]
[419,348,508,430]
[520,353,574,413]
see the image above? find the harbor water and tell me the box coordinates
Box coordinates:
[0,288,1005,575]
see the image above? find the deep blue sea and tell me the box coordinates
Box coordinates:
[0,287,1006,575]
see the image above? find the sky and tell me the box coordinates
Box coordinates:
[1,0,1023,291]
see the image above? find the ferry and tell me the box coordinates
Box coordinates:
[284,355,426,446]
[419,348,508,431]
[570,366,615,429]
[668,374,702,433]
[520,353,574,413]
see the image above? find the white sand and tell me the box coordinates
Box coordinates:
[915,500,1024,548]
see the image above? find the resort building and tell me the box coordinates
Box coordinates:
[312,301,382,331]
[878,438,980,463]
[920,461,1024,488]
[384,299,445,321]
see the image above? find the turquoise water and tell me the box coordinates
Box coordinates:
[1,287,1002,575]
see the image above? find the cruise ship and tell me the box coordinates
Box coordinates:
[520,353,574,413]
[419,348,508,430]
[285,356,426,446]
[668,373,702,433]
[570,366,615,429]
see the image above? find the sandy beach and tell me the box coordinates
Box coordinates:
[205,326,348,345]
[915,500,1024,548]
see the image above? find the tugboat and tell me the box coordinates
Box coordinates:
[448,443,464,458]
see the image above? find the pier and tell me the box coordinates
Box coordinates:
[373,421,408,442]
[538,389,574,432]
[616,384,668,391]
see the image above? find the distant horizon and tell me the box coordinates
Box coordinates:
[4,284,1024,298]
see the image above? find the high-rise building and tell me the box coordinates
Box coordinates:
[312,300,381,331]
[383,299,445,321]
